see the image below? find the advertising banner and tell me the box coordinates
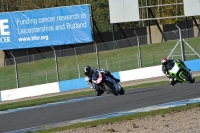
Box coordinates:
[0,4,92,50]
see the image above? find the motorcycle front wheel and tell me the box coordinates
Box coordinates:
[118,84,125,95]
[181,72,194,83]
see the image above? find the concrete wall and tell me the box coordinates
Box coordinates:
[0,82,60,101]
[193,19,200,37]
[147,25,164,44]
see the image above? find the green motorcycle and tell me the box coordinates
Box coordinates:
[167,61,195,83]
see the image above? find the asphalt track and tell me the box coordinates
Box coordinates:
[0,80,200,132]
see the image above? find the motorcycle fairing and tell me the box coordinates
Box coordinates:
[169,63,179,73]
[92,72,103,84]
[104,76,120,92]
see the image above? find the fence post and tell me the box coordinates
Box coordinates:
[45,70,48,83]
[51,46,59,81]
[137,54,139,68]
[93,41,100,69]
[111,24,117,49]
[106,59,108,70]
[10,52,19,88]
[118,54,121,71]
[78,64,80,78]
[74,48,80,78]
[175,24,186,61]
[134,30,142,68]
[35,71,38,85]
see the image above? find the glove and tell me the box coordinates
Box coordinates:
[165,71,170,76]
[85,77,91,82]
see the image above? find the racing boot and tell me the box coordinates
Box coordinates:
[169,78,177,86]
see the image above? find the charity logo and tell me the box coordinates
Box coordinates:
[0,19,10,43]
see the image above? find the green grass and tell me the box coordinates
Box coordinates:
[0,37,199,90]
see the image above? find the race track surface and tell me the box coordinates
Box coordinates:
[0,81,200,132]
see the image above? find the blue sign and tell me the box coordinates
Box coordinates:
[0,4,92,50]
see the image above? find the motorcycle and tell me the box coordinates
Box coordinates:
[91,70,125,96]
[167,61,195,83]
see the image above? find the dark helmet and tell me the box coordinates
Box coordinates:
[161,57,168,65]
[84,66,92,76]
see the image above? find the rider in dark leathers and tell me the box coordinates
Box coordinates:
[84,66,120,96]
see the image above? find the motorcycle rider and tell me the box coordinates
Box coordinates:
[84,66,120,96]
[161,57,191,86]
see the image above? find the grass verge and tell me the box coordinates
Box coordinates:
[34,102,200,133]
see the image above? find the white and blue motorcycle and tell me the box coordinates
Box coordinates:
[91,70,125,96]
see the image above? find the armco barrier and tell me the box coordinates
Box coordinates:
[0,59,199,102]
[59,78,88,92]
[185,59,200,72]
[0,82,60,101]
[119,65,165,82]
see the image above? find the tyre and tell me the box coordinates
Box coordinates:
[118,85,125,95]
[95,89,105,96]
[104,81,118,96]
[181,72,194,83]
[118,88,125,95]
[191,78,195,83]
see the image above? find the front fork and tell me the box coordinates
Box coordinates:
[103,83,110,94]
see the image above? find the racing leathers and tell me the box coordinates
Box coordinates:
[85,69,120,96]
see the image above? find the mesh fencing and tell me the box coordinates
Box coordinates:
[0,27,199,90]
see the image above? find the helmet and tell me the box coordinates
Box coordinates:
[161,57,168,64]
[84,66,92,76]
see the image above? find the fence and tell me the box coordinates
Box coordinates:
[0,27,200,90]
